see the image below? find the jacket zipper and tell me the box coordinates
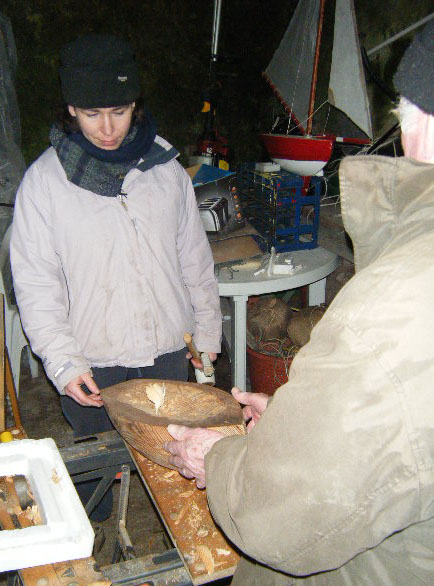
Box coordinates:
[117,189,138,233]
[118,190,128,210]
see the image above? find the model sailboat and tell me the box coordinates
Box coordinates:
[261,0,373,176]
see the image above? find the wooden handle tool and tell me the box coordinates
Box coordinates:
[183,333,215,384]
[183,333,201,361]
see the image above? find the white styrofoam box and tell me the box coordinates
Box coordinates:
[0,438,94,572]
[255,162,281,172]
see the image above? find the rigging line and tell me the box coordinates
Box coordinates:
[289,2,314,125]
[321,201,342,207]
[322,104,331,135]
[297,99,328,133]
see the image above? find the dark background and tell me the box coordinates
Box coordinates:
[2,0,433,167]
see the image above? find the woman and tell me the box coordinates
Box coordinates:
[11,33,221,518]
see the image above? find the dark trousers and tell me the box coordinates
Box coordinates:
[60,348,188,521]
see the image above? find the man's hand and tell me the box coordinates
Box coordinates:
[186,351,217,371]
[231,387,269,432]
[64,371,103,407]
[164,425,224,488]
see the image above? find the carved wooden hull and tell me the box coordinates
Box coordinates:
[102,379,246,469]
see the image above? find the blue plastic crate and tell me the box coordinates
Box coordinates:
[237,164,321,252]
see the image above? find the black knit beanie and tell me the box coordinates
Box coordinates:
[59,34,141,108]
[394,19,434,116]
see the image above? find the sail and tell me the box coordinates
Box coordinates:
[264,0,320,133]
[328,0,373,139]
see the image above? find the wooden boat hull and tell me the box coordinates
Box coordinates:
[101,379,246,469]
[260,133,335,176]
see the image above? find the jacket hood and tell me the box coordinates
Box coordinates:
[339,155,434,272]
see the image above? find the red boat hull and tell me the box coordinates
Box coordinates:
[260,133,335,176]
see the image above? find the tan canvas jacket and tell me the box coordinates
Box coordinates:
[11,135,221,392]
[206,156,434,585]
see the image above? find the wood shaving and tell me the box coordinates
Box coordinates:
[196,544,215,575]
[24,505,43,525]
[216,548,231,556]
[163,470,177,479]
[174,501,190,525]
[185,501,203,531]
[179,490,195,498]
[194,563,206,573]
[51,469,60,484]
[196,527,209,538]
[146,382,166,413]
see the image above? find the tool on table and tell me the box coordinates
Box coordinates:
[12,474,35,509]
[0,476,34,532]
[184,333,215,386]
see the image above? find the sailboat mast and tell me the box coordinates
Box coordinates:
[307,0,326,135]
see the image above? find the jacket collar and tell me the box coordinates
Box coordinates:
[339,155,434,272]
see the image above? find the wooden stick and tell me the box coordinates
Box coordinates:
[183,333,201,361]
[5,348,22,429]
[307,0,326,135]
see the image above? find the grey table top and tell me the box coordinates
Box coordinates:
[217,246,339,297]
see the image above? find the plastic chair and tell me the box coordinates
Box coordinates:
[0,224,39,396]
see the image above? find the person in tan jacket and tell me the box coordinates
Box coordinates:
[165,20,434,585]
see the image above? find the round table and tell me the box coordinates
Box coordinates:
[217,246,339,390]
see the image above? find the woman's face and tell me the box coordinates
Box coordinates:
[68,103,135,150]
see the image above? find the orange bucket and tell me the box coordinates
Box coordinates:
[247,346,293,396]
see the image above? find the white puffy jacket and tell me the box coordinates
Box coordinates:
[11,135,221,392]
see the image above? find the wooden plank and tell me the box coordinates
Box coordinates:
[130,446,239,585]
[20,558,110,586]
[5,425,26,439]
[5,348,22,428]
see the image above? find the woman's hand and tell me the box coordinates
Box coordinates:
[231,387,269,431]
[64,372,103,407]
[186,351,217,370]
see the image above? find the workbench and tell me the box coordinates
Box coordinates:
[2,429,238,586]
[129,446,239,585]
[1,426,111,586]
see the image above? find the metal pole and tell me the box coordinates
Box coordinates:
[307,0,326,136]
[211,0,223,64]
[367,12,434,56]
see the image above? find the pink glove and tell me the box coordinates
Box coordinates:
[231,387,269,432]
[164,425,224,488]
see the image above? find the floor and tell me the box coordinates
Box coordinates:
[2,347,234,583]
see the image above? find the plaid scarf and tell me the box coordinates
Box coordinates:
[50,117,157,197]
